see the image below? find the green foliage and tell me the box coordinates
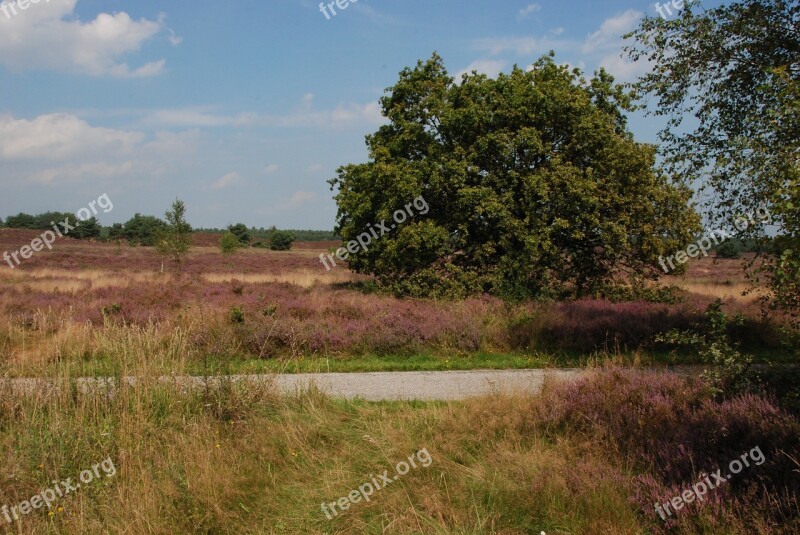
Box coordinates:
[220,231,240,255]
[72,217,102,240]
[330,53,700,300]
[2,211,100,240]
[716,240,742,259]
[4,212,39,229]
[155,200,192,264]
[626,0,800,322]
[194,228,338,242]
[269,230,295,251]
[229,305,245,325]
[122,214,167,246]
[227,223,250,246]
[108,223,124,242]
[657,299,754,396]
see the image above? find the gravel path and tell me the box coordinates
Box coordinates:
[2,369,585,401]
[271,369,583,400]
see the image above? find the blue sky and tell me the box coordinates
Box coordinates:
[0,0,692,229]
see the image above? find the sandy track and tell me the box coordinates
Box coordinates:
[1,369,585,401]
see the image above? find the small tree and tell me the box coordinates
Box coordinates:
[156,199,192,264]
[227,223,250,246]
[269,230,295,251]
[220,231,240,255]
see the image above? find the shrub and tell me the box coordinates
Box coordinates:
[229,306,245,325]
[269,230,295,251]
[220,231,240,255]
[227,223,250,246]
[657,299,754,396]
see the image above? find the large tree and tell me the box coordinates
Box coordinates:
[330,53,700,299]
[625,0,800,322]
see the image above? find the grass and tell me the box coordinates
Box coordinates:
[186,351,557,375]
[0,366,795,534]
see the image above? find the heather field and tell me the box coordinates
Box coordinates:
[0,229,789,378]
[2,233,799,533]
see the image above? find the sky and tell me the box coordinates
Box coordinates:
[0,0,702,230]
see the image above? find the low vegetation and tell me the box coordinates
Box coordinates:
[0,367,795,534]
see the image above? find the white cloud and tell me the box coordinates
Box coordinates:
[136,97,384,129]
[28,161,135,185]
[305,163,324,173]
[210,172,242,190]
[472,36,570,56]
[263,164,280,174]
[581,10,649,81]
[0,114,144,160]
[0,0,169,77]
[456,59,508,79]
[267,95,384,128]
[597,52,651,81]
[518,4,541,19]
[167,28,183,46]
[582,10,642,53]
[0,113,200,185]
[142,107,258,128]
[287,191,315,208]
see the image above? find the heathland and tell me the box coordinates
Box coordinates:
[0,230,798,534]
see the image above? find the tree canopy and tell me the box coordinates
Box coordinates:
[625,0,800,321]
[122,214,167,246]
[330,53,700,299]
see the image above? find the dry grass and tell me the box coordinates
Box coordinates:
[0,268,173,293]
[0,369,791,534]
[203,268,359,287]
[673,280,763,303]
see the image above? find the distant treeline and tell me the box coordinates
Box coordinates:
[0,211,338,245]
[195,227,339,242]
[0,211,103,240]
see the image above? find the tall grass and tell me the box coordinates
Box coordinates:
[0,367,796,533]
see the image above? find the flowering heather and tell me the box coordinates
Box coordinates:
[0,235,788,366]
[531,368,800,531]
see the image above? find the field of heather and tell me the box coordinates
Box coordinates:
[1,232,798,534]
[0,229,789,379]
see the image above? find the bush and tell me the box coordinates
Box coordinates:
[269,230,295,251]
[227,223,250,246]
[716,240,742,259]
[229,306,245,325]
[220,231,240,255]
